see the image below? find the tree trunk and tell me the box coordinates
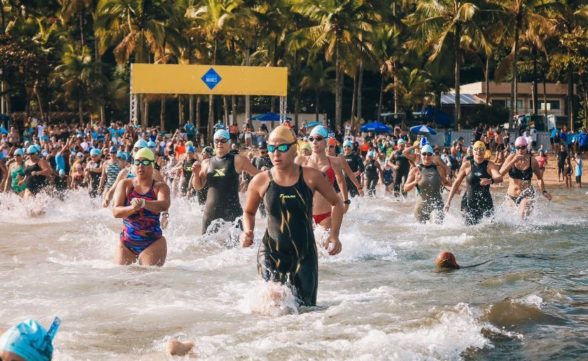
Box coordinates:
[543,74,548,119]
[160,96,166,131]
[179,95,185,127]
[510,11,522,131]
[196,96,201,138]
[568,63,574,131]
[245,49,251,124]
[189,95,194,125]
[294,96,300,129]
[143,97,149,129]
[223,96,229,126]
[351,69,358,120]
[485,56,491,104]
[34,80,45,121]
[79,8,85,48]
[377,73,384,121]
[335,39,342,129]
[78,98,83,124]
[315,91,320,121]
[454,25,462,129]
[207,94,214,141]
[358,62,363,119]
[532,46,538,115]
[231,95,236,125]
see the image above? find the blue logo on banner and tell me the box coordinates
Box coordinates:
[201,68,222,90]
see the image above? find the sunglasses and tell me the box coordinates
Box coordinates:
[133,159,154,166]
[421,152,433,156]
[343,145,351,148]
[214,138,228,144]
[516,146,527,150]
[308,136,324,142]
[267,142,296,153]
[473,147,486,152]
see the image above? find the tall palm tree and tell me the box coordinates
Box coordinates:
[59,0,93,48]
[300,58,334,121]
[409,0,489,129]
[293,0,378,129]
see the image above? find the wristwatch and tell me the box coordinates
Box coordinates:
[344,199,351,205]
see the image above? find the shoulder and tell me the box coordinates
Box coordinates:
[250,170,271,191]
[154,180,170,192]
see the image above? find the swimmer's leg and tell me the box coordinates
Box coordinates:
[115,243,138,265]
[138,237,167,266]
[292,257,318,307]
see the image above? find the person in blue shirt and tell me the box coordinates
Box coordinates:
[578,129,588,153]
[550,127,559,152]
[184,121,196,142]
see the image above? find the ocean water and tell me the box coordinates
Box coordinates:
[0,187,586,360]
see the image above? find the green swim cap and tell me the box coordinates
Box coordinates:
[134,147,155,161]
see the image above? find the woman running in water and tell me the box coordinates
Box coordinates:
[4,149,27,194]
[404,145,452,223]
[100,150,126,204]
[22,145,52,197]
[112,148,170,266]
[328,139,364,198]
[499,136,552,219]
[444,141,503,225]
[295,125,349,229]
[241,125,344,307]
[191,129,259,234]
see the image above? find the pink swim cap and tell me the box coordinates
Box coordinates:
[514,136,528,147]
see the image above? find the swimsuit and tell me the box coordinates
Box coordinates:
[105,162,121,190]
[414,164,444,223]
[309,157,336,224]
[461,159,494,225]
[259,168,318,306]
[507,156,535,205]
[24,162,46,195]
[10,165,26,193]
[120,181,162,255]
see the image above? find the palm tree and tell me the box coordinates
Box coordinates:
[293,0,378,129]
[300,58,334,121]
[385,66,433,116]
[409,0,489,129]
[59,0,93,48]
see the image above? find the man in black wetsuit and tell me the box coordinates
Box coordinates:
[391,139,410,197]
[252,140,273,216]
[241,125,344,307]
[191,129,259,234]
[342,139,364,198]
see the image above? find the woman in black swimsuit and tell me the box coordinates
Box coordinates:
[241,126,344,307]
[499,136,552,219]
[23,145,53,197]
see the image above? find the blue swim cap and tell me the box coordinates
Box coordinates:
[26,145,39,155]
[14,149,24,157]
[309,125,328,139]
[187,145,196,153]
[0,319,58,361]
[116,151,127,161]
[133,139,148,149]
[421,144,434,154]
[213,129,230,140]
[147,140,156,149]
[90,149,101,156]
[343,140,353,148]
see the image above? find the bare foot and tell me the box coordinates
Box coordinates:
[166,339,195,356]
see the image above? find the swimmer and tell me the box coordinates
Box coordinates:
[241,125,344,307]
[295,126,349,229]
[112,148,170,266]
[444,141,503,225]
[435,251,460,270]
[391,139,410,197]
[340,140,365,198]
[22,145,52,197]
[0,318,60,361]
[191,129,259,234]
[85,148,103,198]
[100,149,126,205]
[499,136,551,219]
[196,146,213,206]
[166,339,195,356]
[404,145,453,223]
[5,149,27,194]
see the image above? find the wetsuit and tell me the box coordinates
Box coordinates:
[258,168,318,306]
[415,164,444,223]
[10,164,26,193]
[383,166,393,187]
[24,162,46,195]
[461,159,494,225]
[508,157,534,205]
[392,150,410,196]
[87,160,102,198]
[253,155,273,216]
[340,152,363,197]
[202,153,242,233]
[181,158,195,196]
[365,159,379,197]
[120,181,162,254]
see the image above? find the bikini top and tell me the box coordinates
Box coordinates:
[509,156,533,181]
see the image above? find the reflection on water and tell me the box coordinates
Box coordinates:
[0,188,586,360]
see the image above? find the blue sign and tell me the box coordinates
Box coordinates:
[201,67,222,90]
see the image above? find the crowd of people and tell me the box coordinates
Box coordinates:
[0,117,586,359]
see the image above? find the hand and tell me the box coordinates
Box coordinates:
[32,171,37,176]
[160,213,169,229]
[191,161,201,173]
[443,204,450,213]
[322,236,342,255]
[543,191,552,201]
[344,203,349,213]
[240,230,254,247]
[415,169,422,182]
[130,198,144,210]
[479,177,492,186]
[359,189,364,197]
[102,198,110,208]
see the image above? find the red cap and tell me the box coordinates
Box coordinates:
[435,251,460,269]
[327,138,337,146]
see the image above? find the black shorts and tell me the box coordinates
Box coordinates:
[551,137,557,145]
[576,175,582,184]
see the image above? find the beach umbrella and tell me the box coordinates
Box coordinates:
[251,112,292,122]
[304,121,322,129]
[410,124,437,135]
[360,121,392,133]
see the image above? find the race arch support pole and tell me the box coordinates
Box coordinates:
[279,96,287,125]
[129,64,138,126]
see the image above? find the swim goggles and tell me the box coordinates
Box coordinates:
[133,159,154,166]
[267,143,296,153]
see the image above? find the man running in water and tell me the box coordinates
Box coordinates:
[85,148,103,198]
[241,125,344,307]
[499,136,552,219]
[341,140,365,198]
[404,145,452,223]
[444,141,503,225]
[391,139,410,197]
[191,129,259,234]
[330,139,364,198]
[112,148,170,266]
[295,125,349,229]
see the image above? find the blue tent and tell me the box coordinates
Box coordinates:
[410,125,437,135]
[251,112,292,122]
[304,121,322,129]
[360,121,392,133]
[424,106,453,127]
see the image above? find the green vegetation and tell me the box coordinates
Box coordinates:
[0,0,586,132]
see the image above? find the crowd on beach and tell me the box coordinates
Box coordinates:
[0,117,586,359]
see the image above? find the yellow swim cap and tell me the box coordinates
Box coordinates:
[134,147,155,161]
[269,125,296,143]
[473,141,486,150]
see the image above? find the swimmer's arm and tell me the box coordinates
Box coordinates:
[403,167,419,192]
[402,146,418,163]
[241,173,267,247]
[36,159,53,177]
[236,155,260,176]
[339,155,361,190]
[191,159,208,190]
[445,163,468,209]
[498,154,516,176]
[98,163,108,190]
[105,168,129,202]
[112,180,137,218]
[143,182,171,213]
[307,167,344,253]
[334,160,349,203]
[487,162,503,184]
[532,158,550,199]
